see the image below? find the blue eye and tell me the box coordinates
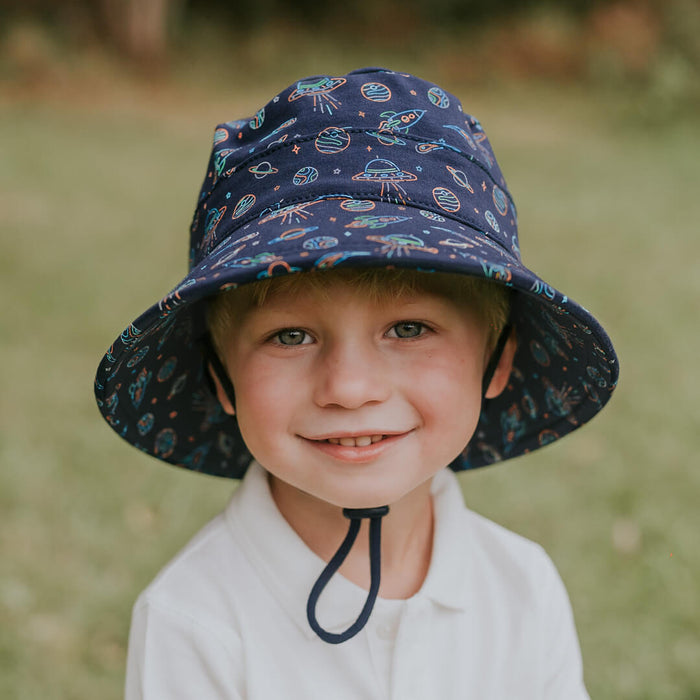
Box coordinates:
[389,322,424,339]
[276,329,310,345]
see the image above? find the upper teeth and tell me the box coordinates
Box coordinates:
[326,435,384,447]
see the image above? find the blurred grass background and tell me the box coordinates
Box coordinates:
[1,1,699,697]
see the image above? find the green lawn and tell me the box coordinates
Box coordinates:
[1,71,699,698]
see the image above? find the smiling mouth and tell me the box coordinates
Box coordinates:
[323,435,386,447]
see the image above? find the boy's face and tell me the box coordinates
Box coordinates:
[214,275,513,510]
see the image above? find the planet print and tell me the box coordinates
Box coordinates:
[446,165,474,192]
[303,236,338,250]
[432,187,461,213]
[137,412,155,436]
[213,127,228,145]
[419,210,446,222]
[340,199,376,212]
[485,210,500,232]
[492,186,508,216]
[154,428,177,459]
[427,86,450,108]
[361,82,392,102]
[249,108,265,129]
[315,127,351,154]
[293,166,319,186]
[248,161,279,179]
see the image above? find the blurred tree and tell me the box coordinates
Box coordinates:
[99,0,174,68]
[1,0,697,101]
[0,0,182,70]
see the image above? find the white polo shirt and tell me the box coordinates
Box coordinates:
[126,463,589,699]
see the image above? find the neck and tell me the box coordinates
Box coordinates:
[268,474,435,600]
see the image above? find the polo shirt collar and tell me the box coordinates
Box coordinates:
[225,462,471,641]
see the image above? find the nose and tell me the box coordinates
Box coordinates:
[312,339,392,409]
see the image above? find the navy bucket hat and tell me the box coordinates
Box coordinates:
[95,67,619,479]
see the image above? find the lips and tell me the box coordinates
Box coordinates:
[301,431,411,464]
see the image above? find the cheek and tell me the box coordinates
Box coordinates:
[229,363,281,440]
[415,347,483,396]
[230,358,310,452]
[410,351,484,429]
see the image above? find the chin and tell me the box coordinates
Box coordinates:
[322,478,433,511]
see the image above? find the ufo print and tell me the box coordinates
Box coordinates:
[257,199,324,226]
[288,76,347,115]
[352,158,417,204]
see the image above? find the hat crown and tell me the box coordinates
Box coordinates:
[189,68,518,268]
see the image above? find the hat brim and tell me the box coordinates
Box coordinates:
[95,197,618,477]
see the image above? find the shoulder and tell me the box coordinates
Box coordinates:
[126,510,247,698]
[433,470,564,605]
[435,469,556,572]
[462,505,552,569]
[134,490,258,633]
[463,505,565,599]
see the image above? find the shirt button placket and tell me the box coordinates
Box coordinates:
[391,599,429,700]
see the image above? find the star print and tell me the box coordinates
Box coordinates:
[293,144,301,154]
[410,90,417,95]
[358,111,365,118]
[416,165,422,172]
[367,145,372,152]
[226,192,231,199]
[273,96,280,103]
[482,181,487,191]
[329,217,336,222]
[274,185,280,191]
[333,168,341,174]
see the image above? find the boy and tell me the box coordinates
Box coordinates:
[95,68,618,698]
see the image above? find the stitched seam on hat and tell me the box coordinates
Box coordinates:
[211,191,517,260]
[202,129,513,205]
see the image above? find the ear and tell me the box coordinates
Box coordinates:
[207,363,236,416]
[484,330,517,400]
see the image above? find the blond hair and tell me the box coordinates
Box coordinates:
[207,268,511,354]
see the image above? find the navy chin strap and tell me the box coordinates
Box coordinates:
[481,321,513,404]
[306,506,389,644]
[199,334,237,409]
